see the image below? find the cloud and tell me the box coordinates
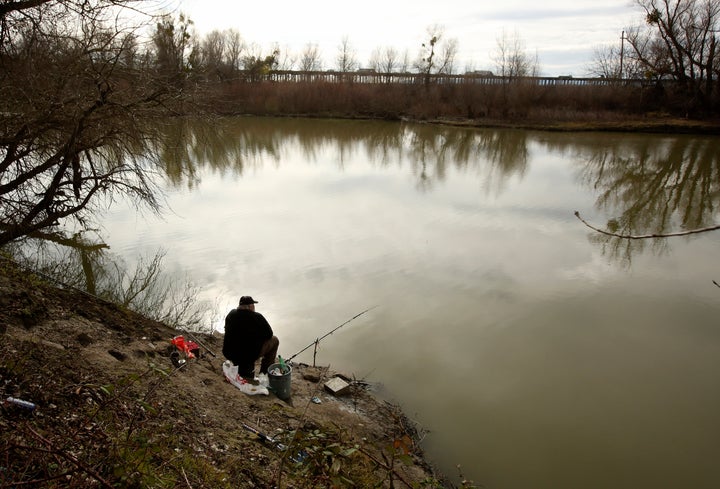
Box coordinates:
[480,5,635,22]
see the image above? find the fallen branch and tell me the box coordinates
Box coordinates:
[181,467,193,488]
[574,211,720,239]
[0,463,80,487]
[14,432,114,489]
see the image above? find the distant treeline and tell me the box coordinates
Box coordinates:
[194,72,705,122]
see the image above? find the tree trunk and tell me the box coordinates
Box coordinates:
[707,36,715,107]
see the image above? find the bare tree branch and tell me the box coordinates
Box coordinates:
[574,210,720,239]
[0,0,183,247]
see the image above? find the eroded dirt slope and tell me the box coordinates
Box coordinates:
[0,258,439,488]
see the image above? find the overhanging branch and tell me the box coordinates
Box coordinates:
[574,211,720,239]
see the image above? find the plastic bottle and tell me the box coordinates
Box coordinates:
[4,397,37,411]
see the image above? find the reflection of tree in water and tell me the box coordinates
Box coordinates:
[156,118,287,188]
[155,117,531,193]
[6,235,210,330]
[398,124,530,192]
[405,124,452,191]
[473,129,530,192]
[577,136,720,263]
[6,231,109,296]
[400,125,522,192]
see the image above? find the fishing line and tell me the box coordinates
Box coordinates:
[285,305,378,363]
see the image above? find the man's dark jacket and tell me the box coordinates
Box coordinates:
[222,308,273,375]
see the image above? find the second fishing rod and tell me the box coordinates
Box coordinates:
[284,305,378,366]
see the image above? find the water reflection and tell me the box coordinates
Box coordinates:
[154,118,719,265]
[155,117,535,200]
[11,118,717,310]
[573,134,720,262]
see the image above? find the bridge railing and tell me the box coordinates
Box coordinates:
[237,70,649,87]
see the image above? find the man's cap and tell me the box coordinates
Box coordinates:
[239,296,259,305]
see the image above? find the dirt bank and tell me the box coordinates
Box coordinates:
[410,115,720,135]
[0,257,442,488]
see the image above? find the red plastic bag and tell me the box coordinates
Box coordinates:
[171,335,199,359]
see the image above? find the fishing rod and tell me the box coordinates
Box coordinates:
[241,423,308,463]
[241,423,287,451]
[285,305,378,363]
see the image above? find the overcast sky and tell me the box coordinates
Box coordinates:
[170,1,640,76]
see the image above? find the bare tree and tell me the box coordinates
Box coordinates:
[272,43,296,70]
[224,28,246,73]
[414,25,459,78]
[368,47,382,71]
[200,29,226,80]
[625,0,719,105]
[0,1,184,247]
[416,24,444,80]
[399,49,411,73]
[589,38,644,79]
[335,35,358,72]
[381,46,399,73]
[300,42,323,71]
[436,38,459,74]
[368,46,397,71]
[590,44,624,78]
[492,29,539,78]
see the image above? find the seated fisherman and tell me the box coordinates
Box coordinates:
[222,295,280,380]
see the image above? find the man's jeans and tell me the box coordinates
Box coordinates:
[237,335,280,378]
[258,335,280,375]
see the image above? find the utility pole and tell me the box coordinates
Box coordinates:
[619,30,626,79]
